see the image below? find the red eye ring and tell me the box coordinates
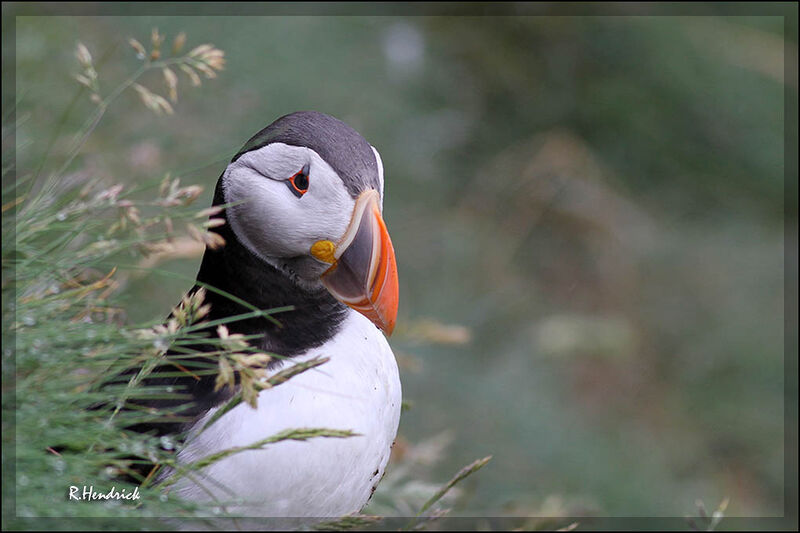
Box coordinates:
[287,168,309,198]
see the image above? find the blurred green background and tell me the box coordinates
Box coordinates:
[11,6,796,520]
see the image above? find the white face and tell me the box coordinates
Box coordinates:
[222,142,384,286]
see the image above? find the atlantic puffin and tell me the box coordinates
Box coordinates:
[136,111,401,518]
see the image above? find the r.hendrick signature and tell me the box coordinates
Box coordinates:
[68,485,141,502]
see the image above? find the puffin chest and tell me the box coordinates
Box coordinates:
[170,310,402,518]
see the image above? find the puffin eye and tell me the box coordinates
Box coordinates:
[287,167,310,198]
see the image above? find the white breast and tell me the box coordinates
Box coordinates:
[168,310,402,519]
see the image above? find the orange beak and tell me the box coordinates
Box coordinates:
[317,190,399,335]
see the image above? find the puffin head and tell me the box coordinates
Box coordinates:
[219,111,399,335]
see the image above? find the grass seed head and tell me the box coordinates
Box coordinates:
[128,38,146,59]
[179,64,202,87]
[162,67,178,103]
[75,42,93,68]
[172,32,187,55]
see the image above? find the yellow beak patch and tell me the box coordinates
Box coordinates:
[310,239,337,265]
